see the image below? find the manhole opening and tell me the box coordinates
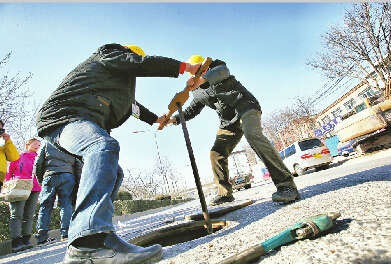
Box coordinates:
[130,220,228,247]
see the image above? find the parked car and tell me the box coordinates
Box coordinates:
[230,174,253,191]
[279,138,333,176]
[337,139,357,156]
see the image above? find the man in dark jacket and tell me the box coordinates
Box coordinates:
[34,140,83,244]
[163,55,300,206]
[35,44,201,264]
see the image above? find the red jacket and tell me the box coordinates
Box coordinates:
[6,152,41,192]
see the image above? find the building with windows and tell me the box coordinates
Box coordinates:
[314,80,382,139]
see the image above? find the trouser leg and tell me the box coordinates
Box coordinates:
[241,109,296,189]
[37,176,56,232]
[210,128,243,196]
[111,166,124,202]
[9,200,25,239]
[45,120,120,245]
[57,173,76,238]
[21,191,40,236]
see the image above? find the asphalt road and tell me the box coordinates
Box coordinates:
[1,149,390,264]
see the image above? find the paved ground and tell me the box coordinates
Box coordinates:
[1,149,390,264]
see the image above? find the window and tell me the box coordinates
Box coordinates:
[355,102,367,113]
[284,144,296,158]
[331,107,342,118]
[298,138,324,151]
[317,121,322,128]
[358,87,375,99]
[321,115,331,124]
[343,98,356,111]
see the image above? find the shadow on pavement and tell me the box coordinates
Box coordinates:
[2,164,390,263]
[160,164,391,260]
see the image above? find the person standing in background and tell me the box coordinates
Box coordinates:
[6,138,41,253]
[34,140,83,244]
[0,120,19,192]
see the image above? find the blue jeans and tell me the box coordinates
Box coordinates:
[36,173,76,238]
[43,120,124,245]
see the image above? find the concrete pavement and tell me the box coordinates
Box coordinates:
[1,149,390,264]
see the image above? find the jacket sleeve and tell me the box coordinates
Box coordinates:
[99,45,181,78]
[202,65,230,85]
[136,101,158,126]
[173,99,205,124]
[4,140,19,162]
[5,160,17,181]
[34,143,46,185]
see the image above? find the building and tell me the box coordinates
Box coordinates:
[314,79,383,139]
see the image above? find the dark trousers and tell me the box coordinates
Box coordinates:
[9,191,40,239]
[210,110,296,196]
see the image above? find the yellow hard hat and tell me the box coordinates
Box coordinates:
[187,55,204,64]
[187,55,205,76]
[124,45,146,57]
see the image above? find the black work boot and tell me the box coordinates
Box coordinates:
[35,230,55,245]
[272,186,301,203]
[63,232,162,264]
[11,237,25,253]
[209,194,235,206]
[22,235,33,250]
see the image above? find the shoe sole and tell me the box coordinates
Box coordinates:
[210,199,235,206]
[37,237,57,246]
[23,245,34,250]
[144,249,163,264]
[11,247,25,253]
[272,195,301,204]
[62,248,163,264]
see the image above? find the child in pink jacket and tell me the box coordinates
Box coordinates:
[6,138,41,253]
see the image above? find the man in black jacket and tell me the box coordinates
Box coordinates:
[163,55,300,206]
[36,44,201,264]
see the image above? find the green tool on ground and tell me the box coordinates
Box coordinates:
[219,212,341,264]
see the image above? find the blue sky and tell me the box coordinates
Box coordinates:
[0,2,352,188]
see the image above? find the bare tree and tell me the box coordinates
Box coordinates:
[121,155,187,199]
[263,96,318,150]
[0,52,37,150]
[307,3,391,92]
[121,167,160,200]
[292,96,319,117]
[152,156,184,196]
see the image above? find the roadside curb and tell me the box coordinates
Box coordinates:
[0,229,61,257]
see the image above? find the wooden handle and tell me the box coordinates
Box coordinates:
[158,57,212,130]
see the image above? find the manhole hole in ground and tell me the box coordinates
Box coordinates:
[129,220,229,247]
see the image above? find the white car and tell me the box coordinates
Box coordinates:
[279,138,333,176]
